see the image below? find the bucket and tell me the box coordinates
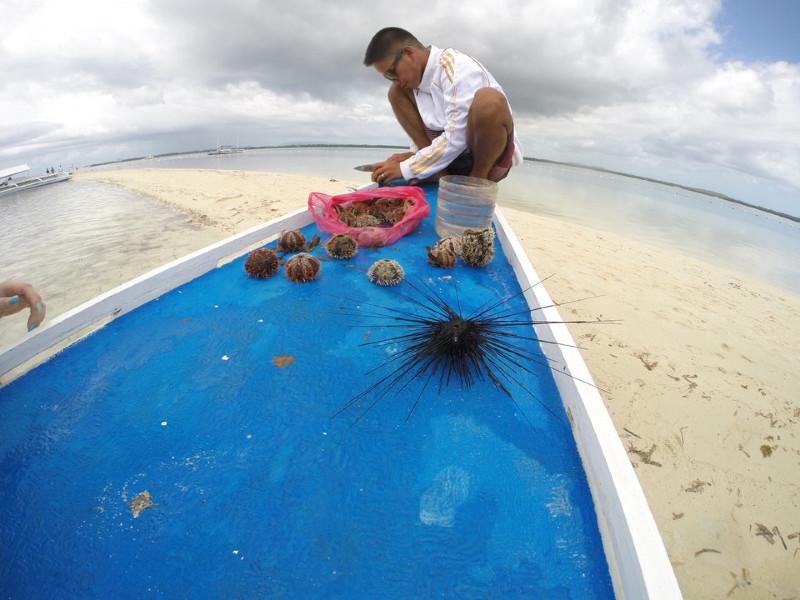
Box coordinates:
[434,175,498,238]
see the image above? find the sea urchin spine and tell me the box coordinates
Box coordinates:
[335,278,614,425]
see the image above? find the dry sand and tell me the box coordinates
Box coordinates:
[77,168,356,234]
[77,168,800,599]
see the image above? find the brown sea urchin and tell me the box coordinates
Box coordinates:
[377,207,407,225]
[325,233,358,259]
[461,228,494,267]
[371,198,409,225]
[337,198,410,228]
[244,248,280,279]
[351,213,381,228]
[285,253,321,282]
[435,236,462,256]
[278,230,306,253]
[336,203,369,227]
[372,196,406,211]
[367,259,404,286]
[426,244,457,268]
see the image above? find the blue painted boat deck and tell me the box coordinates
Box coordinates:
[0,185,613,598]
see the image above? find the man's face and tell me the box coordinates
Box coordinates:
[374,47,418,89]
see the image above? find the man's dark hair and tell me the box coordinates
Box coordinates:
[363,27,424,66]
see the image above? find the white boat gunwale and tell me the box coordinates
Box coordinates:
[0,184,681,599]
[493,208,682,599]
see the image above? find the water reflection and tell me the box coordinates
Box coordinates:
[0,180,222,347]
[499,162,800,292]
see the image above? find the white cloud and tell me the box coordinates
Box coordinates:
[1,0,797,210]
[695,63,774,112]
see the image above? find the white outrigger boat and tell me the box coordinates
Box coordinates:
[0,164,72,198]
[0,181,682,598]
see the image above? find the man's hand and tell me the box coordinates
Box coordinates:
[372,153,408,184]
[0,280,46,331]
[387,151,414,163]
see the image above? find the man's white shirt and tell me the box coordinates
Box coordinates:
[399,45,523,181]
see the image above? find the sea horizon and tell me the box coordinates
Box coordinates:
[78,144,799,223]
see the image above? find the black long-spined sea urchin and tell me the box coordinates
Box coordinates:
[334,278,615,426]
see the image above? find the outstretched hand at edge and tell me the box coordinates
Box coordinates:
[0,280,47,332]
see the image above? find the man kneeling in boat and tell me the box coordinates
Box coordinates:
[364,27,522,185]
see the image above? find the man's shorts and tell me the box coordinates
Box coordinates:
[425,127,515,182]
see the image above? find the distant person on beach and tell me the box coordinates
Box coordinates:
[364,27,522,185]
[0,280,46,332]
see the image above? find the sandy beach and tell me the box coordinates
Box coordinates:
[75,168,800,598]
[77,169,356,234]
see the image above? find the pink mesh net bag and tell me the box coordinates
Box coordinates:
[308,186,430,247]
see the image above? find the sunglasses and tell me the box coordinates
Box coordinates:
[383,49,404,81]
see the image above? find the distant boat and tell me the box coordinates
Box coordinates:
[207,145,244,155]
[0,164,72,198]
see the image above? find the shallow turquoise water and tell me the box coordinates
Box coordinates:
[0,180,222,348]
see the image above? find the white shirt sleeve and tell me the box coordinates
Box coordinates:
[400,51,488,181]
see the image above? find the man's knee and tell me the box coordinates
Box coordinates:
[470,88,512,126]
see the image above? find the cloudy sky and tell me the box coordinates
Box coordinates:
[1,0,798,213]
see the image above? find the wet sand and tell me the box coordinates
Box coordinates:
[77,168,800,598]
